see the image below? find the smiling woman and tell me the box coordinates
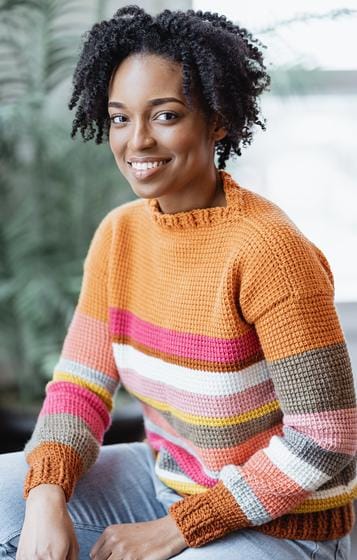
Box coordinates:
[107,53,227,213]
[0,4,356,560]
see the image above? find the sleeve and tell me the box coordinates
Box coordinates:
[23,211,120,501]
[168,220,357,547]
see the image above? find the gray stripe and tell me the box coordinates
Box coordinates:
[282,426,352,477]
[158,449,186,476]
[159,407,283,449]
[270,342,355,413]
[24,413,100,472]
[220,464,271,524]
[318,460,356,491]
[56,358,118,395]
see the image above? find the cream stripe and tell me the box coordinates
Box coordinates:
[304,473,357,501]
[263,436,331,490]
[55,358,118,394]
[220,464,271,524]
[113,342,269,396]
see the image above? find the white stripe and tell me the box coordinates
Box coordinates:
[305,473,357,501]
[154,464,194,484]
[112,342,270,396]
[264,436,331,490]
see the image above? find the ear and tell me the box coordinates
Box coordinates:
[210,113,228,143]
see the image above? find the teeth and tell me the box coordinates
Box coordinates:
[131,160,169,170]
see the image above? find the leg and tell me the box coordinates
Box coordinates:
[168,530,351,559]
[0,441,172,559]
[157,491,352,559]
[0,445,351,560]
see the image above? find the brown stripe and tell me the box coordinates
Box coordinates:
[270,342,355,413]
[160,407,283,448]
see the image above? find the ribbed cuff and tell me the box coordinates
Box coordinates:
[169,481,250,547]
[23,443,83,501]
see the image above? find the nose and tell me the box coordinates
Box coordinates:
[128,118,156,150]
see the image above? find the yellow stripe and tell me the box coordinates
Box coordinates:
[157,476,207,495]
[292,485,357,513]
[128,387,280,426]
[52,372,113,411]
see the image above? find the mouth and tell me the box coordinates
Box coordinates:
[127,159,172,179]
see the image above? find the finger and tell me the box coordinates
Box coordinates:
[90,535,110,560]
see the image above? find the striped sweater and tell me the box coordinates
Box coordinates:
[23,170,357,547]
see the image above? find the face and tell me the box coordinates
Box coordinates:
[107,53,226,211]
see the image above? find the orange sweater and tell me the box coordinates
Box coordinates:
[23,170,357,547]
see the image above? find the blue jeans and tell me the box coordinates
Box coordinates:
[0,441,352,559]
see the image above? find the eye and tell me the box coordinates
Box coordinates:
[109,114,127,125]
[155,112,178,121]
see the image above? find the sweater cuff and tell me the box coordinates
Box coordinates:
[23,442,83,502]
[169,480,250,548]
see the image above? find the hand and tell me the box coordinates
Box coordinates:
[16,484,79,560]
[89,514,187,560]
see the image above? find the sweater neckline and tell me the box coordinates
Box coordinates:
[146,170,243,231]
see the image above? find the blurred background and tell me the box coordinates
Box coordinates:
[0,0,356,477]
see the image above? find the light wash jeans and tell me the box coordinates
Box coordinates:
[0,441,352,559]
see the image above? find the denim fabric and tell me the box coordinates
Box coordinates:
[0,442,351,559]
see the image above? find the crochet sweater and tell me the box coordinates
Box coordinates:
[23,170,357,547]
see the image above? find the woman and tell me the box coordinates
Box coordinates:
[0,5,356,560]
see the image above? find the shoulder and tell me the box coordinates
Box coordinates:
[91,197,146,241]
[239,185,304,243]
[100,197,145,228]
[236,185,334,295]
[84,198,145,266]
[238,185,320,260]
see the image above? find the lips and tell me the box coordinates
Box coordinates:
[128,158,172,180]
[128,160,171,170]
[127,157,172,165]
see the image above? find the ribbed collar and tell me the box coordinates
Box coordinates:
[146,170,243,231]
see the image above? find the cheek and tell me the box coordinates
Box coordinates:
[109,130,124,160]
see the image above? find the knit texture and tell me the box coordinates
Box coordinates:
[23,170,357,547]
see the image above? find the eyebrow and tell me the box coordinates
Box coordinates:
[108,97,186,108]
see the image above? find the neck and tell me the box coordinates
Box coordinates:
[156,168,225,215]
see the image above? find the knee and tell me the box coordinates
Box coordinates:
[0,452,26,547]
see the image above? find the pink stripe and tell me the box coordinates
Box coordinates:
[143,403,284,470]
[284,408,357,455]
[62,310,119,381]
[241,450,308,517]
[147,431,217,487]
[110,308,261,363]
[40,381,111,440]
[122,368,275,417]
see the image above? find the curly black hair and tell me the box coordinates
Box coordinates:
[68,5,271,169]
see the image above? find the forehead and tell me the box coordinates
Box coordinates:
[108,53,184,100]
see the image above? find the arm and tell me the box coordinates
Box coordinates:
[168,221,357,547]
[23,211,120,501]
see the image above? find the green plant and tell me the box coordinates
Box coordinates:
[0,0,130,403]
